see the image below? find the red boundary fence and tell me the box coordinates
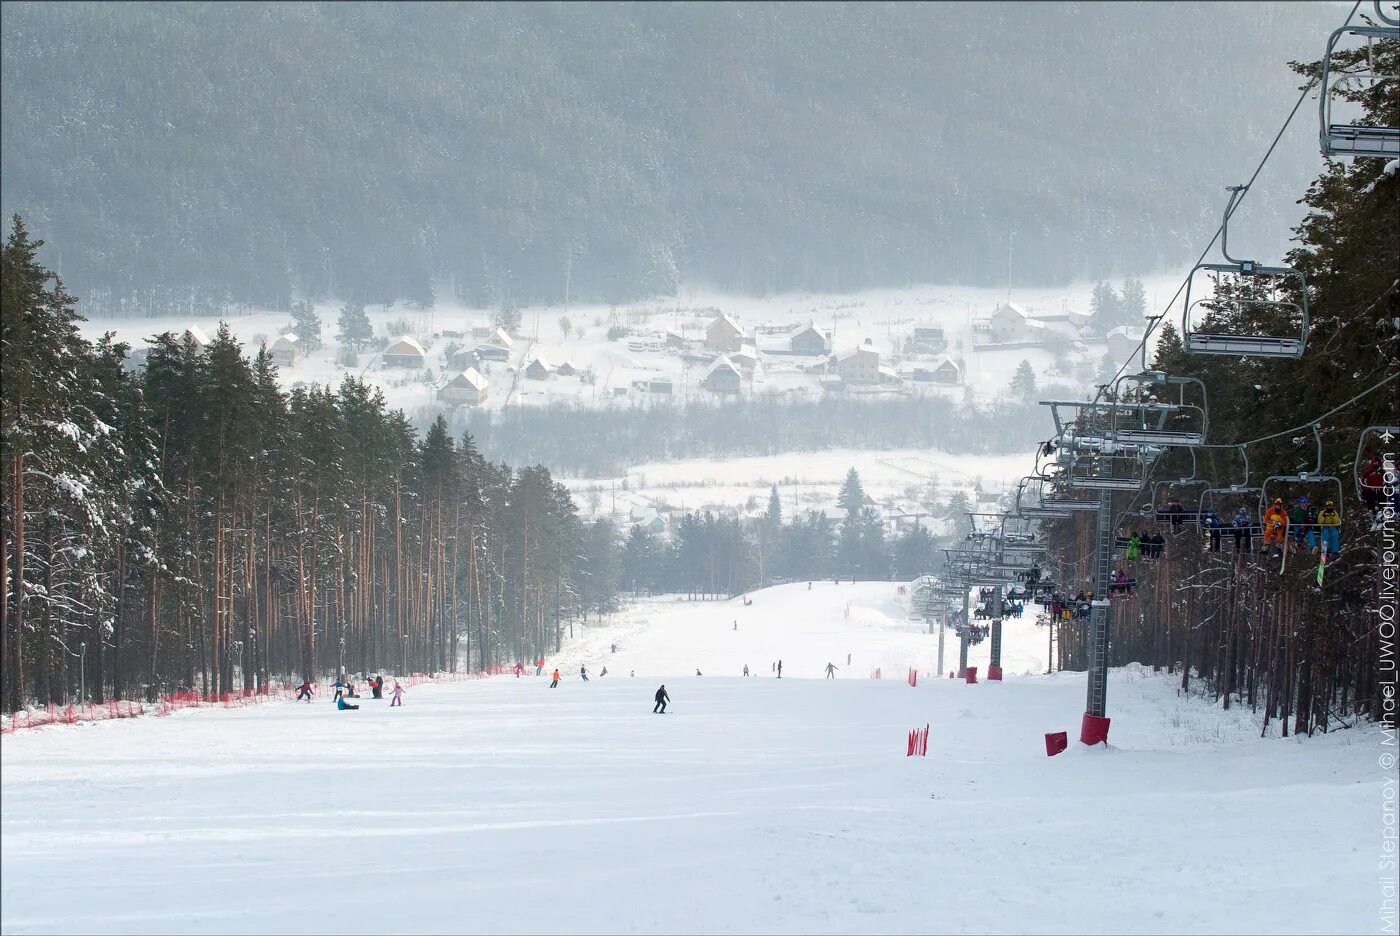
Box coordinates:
[906,723,929,757]
[1,665,517,736]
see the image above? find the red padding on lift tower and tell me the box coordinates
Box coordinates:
[1079,713,1111,746]
[965,666,978,684]
[1045,731,1068,757]
[987,664,1003,681]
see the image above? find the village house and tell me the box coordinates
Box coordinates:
[911,325,946,352]
[832,346,881,384]
[1106,325,1141,361]
[184,325,211,349]
[475,343,510,362]
[628,507,667,534]
[788,322,829,355]
[437,368,489,407]
[929,356,963,385]
[383,335,426,368]
[269,333,300,366]
[555,360,578,377]
[702,355,743,394]
[705,313,745,354]
[988,302,1029,343]
[524,356,552,380]
[448,347,480,370]
[649,377,673,395]
[730,347,758,376]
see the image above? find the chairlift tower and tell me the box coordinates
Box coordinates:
[1082,488,1116,743]
[987,583,1005,681]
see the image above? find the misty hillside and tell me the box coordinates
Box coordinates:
[1,2,1336,315]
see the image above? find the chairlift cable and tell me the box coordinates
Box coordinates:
[1088,0,1365,412]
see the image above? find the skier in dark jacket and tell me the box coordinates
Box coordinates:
[1202,509,1223,552]
[1231,507,1253,554]
[653,685,670,713]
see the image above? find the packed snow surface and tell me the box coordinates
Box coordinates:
[0,582,1384,935]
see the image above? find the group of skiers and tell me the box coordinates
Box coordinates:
[1121,530,1166,560]
[1202,497,1341,557]
[293,673,404,710]
[1148,495,1342,559]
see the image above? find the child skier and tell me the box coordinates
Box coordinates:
[1262,498,1289,556]
[743,664,749,677]
[1290,497,1317,550]
[1318,500,1342,553]
[653,684,670,713]
[550,669,561,688]
[1202,509,1222,552]
[337,695,359,711]
[580,664,589,682]
[1125,532,1141,561]
[295,680,313,702]
[389,681,404,706]
[1231,507,1253,554]
[825,662,838,678]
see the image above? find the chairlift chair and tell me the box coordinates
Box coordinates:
[1152,478,1210,525]
[1108,372,1211,448]
[1259,424,1345,525]
[1182,187,1309,359]
[1066,452,1155,492]
[1198,485,1266,537]
[1319,20,1400,160]
[1355,425,1399,500]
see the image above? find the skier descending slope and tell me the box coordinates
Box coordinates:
[550,669,561,688]
[653,685,669,713]
[580,664,589,682]
[389,681,405,706]
[825,662,838,679]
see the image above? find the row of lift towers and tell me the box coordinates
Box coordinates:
[912,5,1399,746]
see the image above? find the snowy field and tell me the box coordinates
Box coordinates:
[1,582,1385,935]
[565,448,1036,528]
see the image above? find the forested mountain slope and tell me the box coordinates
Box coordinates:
[1,2,1335,314]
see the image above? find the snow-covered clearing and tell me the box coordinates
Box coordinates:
[564,449,1034,527]
[1,582,1384,935]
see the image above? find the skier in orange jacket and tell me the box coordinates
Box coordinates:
[550,669,561,688]
[1262,498,1289,550]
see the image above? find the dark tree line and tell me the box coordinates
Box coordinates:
[618,473,943,598]
[1,218,607,711]
[1040,34,1399,731]
[0,218,963,711]
[0,2,1331,315]
[458,394,1056,477]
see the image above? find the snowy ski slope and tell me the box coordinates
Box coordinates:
[0,582,1384,935]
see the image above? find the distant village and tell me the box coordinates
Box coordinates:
[209,295,1137,415]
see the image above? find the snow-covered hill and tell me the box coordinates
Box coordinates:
[0,581,1384,935]
[550,580,1049,680]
